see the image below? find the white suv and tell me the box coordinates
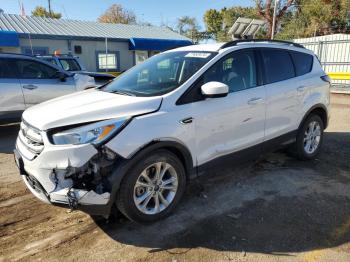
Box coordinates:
[14,40,330,222]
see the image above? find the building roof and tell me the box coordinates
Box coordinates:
[0,13,189,41]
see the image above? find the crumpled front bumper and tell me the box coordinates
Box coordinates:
[14,135,112,216]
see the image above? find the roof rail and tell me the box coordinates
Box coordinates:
[35,54,75,57]
[0,52,35,57]
[220,39,305,49]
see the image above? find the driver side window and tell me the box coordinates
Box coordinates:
[202,50,257,93]
[177,50,258,105]
[15,59,58,79]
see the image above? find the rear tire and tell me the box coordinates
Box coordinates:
[292,114,324,160]
[116,150,186,223]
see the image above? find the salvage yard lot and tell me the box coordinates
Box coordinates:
[1,94,350,262]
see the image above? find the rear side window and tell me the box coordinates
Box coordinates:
[290,51,313,76]
[261,49,295,84]
[0,58,17,78]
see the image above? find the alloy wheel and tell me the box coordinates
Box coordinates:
[133,162,178,215]
[303,120,321,154]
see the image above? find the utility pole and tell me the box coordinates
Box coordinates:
[271,0,279,39]
[48,0,52,16]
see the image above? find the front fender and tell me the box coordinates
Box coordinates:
[103,139,196,217]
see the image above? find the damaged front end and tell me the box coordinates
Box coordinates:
[16,116,137,217]
[48,146,119,213]
[16,136,122,217]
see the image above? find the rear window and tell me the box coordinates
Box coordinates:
[261,49,295,84]
[290,51,313,76]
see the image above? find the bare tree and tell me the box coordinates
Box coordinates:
[98,4,136,24]
[256,0,295,38]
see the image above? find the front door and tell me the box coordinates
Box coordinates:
[184,49,266,167]
[15,59,76,108]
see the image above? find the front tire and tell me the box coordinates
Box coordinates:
[116,150,186,223]
[294,114,324,160]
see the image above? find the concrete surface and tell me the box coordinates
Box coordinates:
[1,94,350,262]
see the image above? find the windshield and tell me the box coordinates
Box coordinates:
[59,58,81,71]
[100,51,217,97]
[43,57,58,66]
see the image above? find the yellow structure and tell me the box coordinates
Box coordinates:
[328,72,350,81]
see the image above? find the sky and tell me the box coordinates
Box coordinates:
[0,0,252,28]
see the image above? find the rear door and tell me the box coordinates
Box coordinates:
[0,58,25,120]
[15,59,76,108]
[289,50,315,110]
[260,48,300,141]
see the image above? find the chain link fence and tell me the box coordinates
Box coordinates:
[294,34,350,91]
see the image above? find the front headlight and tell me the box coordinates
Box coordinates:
[51,117,130,145]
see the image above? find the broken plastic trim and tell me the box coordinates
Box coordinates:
[48,146,119,210]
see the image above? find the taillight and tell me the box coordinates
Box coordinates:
[321,75,331,83]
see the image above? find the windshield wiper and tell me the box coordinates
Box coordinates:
[111,90,135,96]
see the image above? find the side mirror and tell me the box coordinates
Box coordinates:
[201,81,229,98]
[55,71,67,82]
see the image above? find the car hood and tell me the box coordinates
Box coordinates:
[72,71,115,79]
[22,89,162,130]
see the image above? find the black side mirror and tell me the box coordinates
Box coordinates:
[55,71,67,82]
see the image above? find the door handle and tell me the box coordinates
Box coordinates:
[180,117,193,124]
[23,84,38,90]
[297,86,305,92]
[247,97,263,105]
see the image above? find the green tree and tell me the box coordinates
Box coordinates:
[175,16,202,42]
[276,0,350,39]
[204,9,223,40]
[31,6,61,19]
[98,4,136,24]
[204,6,259,41]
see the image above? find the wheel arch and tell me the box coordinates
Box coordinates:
[104,140,196,217]
[127,140,196,180]
[299,104,329,130]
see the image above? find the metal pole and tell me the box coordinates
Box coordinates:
[271,0,278,40]
[48,0,52,16]
[28,33,33,55]
[105,37,108,72]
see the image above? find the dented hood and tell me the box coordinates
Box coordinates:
[22,89,162,130]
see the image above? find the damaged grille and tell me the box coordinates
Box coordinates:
[17,120,44,160]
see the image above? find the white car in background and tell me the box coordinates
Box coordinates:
[0,53,95,123]
[14,40,330,223]
[36,54,115,86]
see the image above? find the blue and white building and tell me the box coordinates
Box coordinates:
[0,13,192,72]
